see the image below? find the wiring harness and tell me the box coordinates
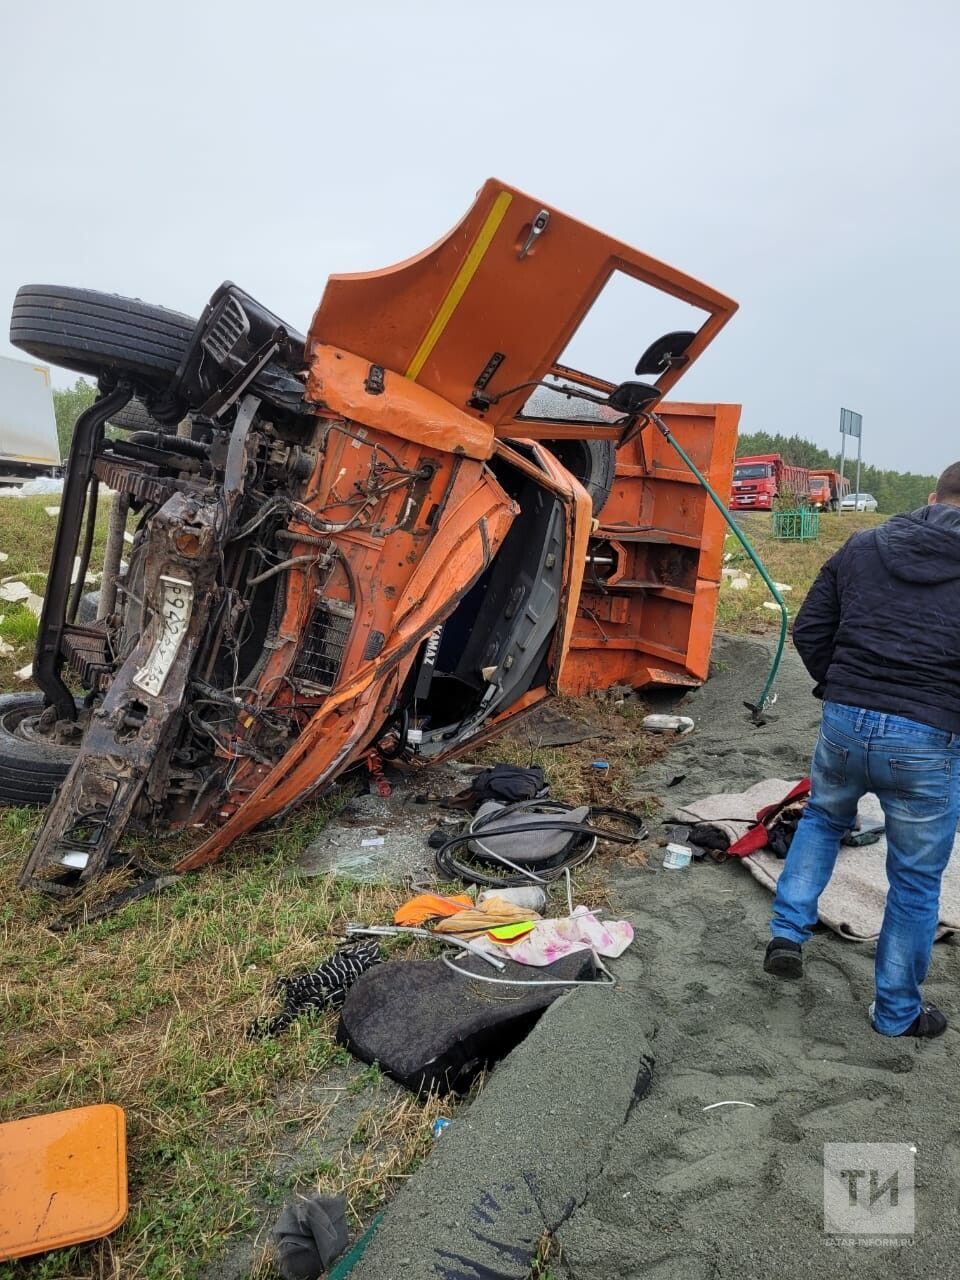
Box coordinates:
[433,798,648,888]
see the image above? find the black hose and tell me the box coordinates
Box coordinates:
[66,477,99,624]
[434,802,648,887]
[128,430,210,459]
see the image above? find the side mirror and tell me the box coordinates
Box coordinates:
[635,330,695,376]
[607,381,661,415]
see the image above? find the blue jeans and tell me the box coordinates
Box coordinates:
[770,702,960,1034]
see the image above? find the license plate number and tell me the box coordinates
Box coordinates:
[133,575,194,696]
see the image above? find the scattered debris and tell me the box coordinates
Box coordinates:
[0,580,30,603]
[702,1101,757,1112]
[25,593,44,617]
[0,551,8,562]
[729,576,750,590]
[337,947,599,1097]
[521,701,615,745]
[772,581,793,592]
[643,714,695,736]
[0,639,15,658]
[762,601,782,611]
[270,1191,348,1280]
[0,476,64,499]
[123,531,134,544]
[0,1103,127,1260]
[15,663,32,681]
[249,942,383,1039]
[44,506,60,517]
[663,843,693,870]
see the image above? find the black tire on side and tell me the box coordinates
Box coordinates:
[9,285,196,384]
[0,693,78,807]
[76,591,101,625]
[108,396,168,433]
[542,438,617,517]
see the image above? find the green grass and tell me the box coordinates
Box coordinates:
[0,494,118,688]
[0,800,454,1279]
[717,510,885,634]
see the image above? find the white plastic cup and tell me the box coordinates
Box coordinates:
[663,843,693,870]
[478,886,547,912]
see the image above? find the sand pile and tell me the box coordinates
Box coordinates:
[347,636,960,1279]
[642,632,821,806]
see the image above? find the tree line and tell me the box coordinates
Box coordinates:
[51,384,939,516]
[53,378,97,457]
[736,430,937,514]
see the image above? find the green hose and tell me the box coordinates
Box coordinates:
[327,1212,384,1278]
[647,412,788,722]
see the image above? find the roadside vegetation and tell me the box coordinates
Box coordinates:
[0,799,458,1280]
[717,510,885,634]
[0,495,116,689]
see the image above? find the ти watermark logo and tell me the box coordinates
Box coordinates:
[823,1143,915,1243]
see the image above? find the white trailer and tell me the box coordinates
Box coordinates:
[0,354,61,482]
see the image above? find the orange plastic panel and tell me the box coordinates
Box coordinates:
[0,1104,127,1260]
[560,401,740,695]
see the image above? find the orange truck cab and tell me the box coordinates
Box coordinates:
[10,178,743,884]
[730,454,809,511]
[808,468,850,511]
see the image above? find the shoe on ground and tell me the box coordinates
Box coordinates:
[888,1004,948,1039]
[763,937,803,979]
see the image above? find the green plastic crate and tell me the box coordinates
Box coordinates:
[771,507,820,541]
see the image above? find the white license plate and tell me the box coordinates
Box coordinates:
[133,575,194,697]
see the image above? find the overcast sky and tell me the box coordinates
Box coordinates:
[2,0,956,473]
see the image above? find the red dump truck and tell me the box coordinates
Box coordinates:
[808,468,850,511]
[729,454,809,511]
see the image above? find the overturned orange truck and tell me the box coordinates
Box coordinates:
[8,179,738,891]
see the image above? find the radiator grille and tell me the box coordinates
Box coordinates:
[202,295,249,363]
[292,599,354,690]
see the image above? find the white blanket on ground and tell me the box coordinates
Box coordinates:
[676,783,960,942]
[674,778,799,847]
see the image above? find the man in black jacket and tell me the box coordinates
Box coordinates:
[765,463,960,1038]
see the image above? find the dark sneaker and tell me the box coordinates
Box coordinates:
[763,937,803,979]
[897,1004,947,1039]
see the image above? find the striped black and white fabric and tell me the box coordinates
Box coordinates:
[249,941,382,1038]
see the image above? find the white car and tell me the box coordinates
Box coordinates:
[841,492,878,512]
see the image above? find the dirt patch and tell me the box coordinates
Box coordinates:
[552,635,960,1276]
[641,632,821,808]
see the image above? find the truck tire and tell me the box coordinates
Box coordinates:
[9,285,196,384]
[542,439,617,517]
[108,396,168,433]
[0,693,78,806]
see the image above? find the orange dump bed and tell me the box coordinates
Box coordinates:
[561,402,740,694]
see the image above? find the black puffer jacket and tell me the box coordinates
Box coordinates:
[792,503,960,734]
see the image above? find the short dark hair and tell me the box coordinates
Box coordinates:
[936,463,960,503]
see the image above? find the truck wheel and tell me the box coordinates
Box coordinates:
[9,285,196,385]
[0,693,78,806]
[542,439,617,516]
[108,396,169,433]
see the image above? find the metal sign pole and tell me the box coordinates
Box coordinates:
[839,413,847,515]
[838,408,862,515]
[855,430,862,506]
